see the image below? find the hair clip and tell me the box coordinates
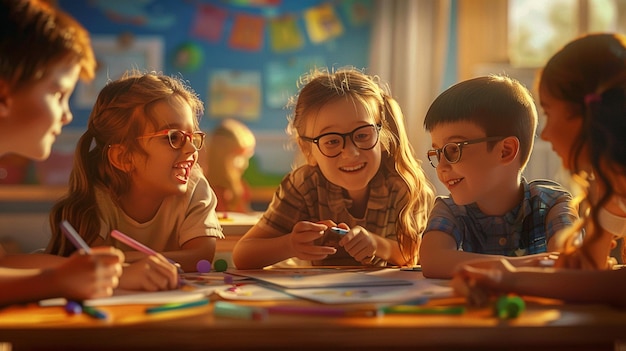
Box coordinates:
[584,93,602,105]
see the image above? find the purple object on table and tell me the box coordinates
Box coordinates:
[196,259,212,273]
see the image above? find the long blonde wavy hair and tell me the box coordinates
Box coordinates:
[286,67,435,264]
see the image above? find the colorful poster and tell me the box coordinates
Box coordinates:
[75,36,163,108]
[209,70,261,120]
[304,3,344,44]
[191,4,227,43]
[264,56,325,108]
[229,13,265,51]
[269,15,304,53]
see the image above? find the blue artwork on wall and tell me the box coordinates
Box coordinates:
[58,0,374,133]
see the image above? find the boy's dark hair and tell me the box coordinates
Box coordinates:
[423,75,538,170]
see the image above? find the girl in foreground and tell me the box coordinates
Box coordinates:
[454,34,626,308]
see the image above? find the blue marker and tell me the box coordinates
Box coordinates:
[82,305,109,320]
[330,227,349,235]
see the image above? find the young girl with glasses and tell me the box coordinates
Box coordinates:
[232,67,435,269]
[47,71,223,291]
[454,34,626,308]
[420,75,578,279]
[0,0,124,305]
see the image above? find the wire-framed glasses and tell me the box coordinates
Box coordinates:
[426,136,505,168]
[137,129,206,150]
[300,124,382,158]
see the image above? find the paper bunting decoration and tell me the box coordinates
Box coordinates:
[304,3,344,44]
[342,0,373,26]
[190,1,371,48]
[192,4,227,42]
[229,13,265,51]
[269,15,304,53]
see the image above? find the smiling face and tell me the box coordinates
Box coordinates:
[132,96,199,199]
[303,97,382,201]
[538,84,586,171]
[1,60,80,160]
[429,121,505,205]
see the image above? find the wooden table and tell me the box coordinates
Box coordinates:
[0,293,624,351]
[214,212,262,269]
[215,212,262,253]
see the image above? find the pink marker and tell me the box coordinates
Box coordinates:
[111,229,184,286]
[110,229,158,256]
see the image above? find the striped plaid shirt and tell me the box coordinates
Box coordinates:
[257,165,410,266]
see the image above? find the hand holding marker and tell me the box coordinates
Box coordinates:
[110,229,185,286]
[110,229,182,269]
[330,227,349,235]
[60,220,92,254]
[59,220,109,320]
[110,229,161,258]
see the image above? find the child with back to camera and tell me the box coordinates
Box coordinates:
[0,0,123,304]
[454,34,626,308]
[204,118,256,213]
[46,71,224,290]
[232,67,435,269]
[419,75,578,279]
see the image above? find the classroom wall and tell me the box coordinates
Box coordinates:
[0,0,375,254]
[54,0,374,182]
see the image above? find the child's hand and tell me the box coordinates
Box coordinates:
[53,246,124,300]
[452,258,514,306]
[338,225,377,264]
[290,221,337,261]
[506,252,559,268]
[118,254,179,291]
[554,248,615,270]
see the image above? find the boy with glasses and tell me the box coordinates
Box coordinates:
[419,75,577,278]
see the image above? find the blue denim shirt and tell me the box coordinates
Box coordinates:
[424,178,576,256]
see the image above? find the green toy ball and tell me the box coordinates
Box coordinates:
[214,259,228,272]
[495,295,525,319]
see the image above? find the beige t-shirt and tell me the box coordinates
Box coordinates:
[96,167,223,252]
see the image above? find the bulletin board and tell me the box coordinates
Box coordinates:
[55,0,373,190]
[57,0,374,133]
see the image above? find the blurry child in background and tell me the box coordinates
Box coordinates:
[0,0,123,304]
[454,34,626,308]
[204,118,255,213]
[47,71,223,290]
[233,67,435,269]
[420,75,577,278]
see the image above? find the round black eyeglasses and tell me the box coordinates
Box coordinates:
[426,136,504,168]
[300,124,382,158]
